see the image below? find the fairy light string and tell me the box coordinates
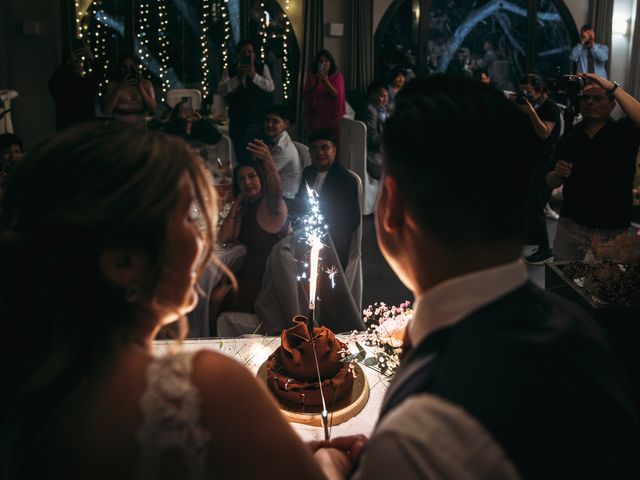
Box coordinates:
[201,0,211,99]
[158,0,172,102]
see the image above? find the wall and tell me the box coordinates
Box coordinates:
[323,0,352,85]
[0,0,62,149]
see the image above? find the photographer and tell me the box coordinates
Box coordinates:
[547,73,640,261]
[218,39,275,163]
[570,24,609,79]
[102,54,157,128]
[515,74,561,265]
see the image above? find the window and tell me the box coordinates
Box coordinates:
[375,0,577,90]
[78,0,298,111]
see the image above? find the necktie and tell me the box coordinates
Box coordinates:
[587,47,595,73]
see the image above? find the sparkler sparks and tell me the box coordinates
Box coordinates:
[325,266,338,289]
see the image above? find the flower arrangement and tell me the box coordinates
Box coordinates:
[561,233,640,306]
[352,301,413,378]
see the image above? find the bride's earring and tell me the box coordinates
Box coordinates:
[126,284,140,303]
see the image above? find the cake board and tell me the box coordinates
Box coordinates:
[257,362,369,427]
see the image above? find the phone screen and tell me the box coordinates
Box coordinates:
[181,97,193,114]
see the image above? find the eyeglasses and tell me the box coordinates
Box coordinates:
[309,143,334,153]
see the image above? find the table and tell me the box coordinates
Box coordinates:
[153,335,390,441]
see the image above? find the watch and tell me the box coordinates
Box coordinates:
[608,81,620,94]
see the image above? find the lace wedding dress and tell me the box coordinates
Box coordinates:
[137,351,211,479]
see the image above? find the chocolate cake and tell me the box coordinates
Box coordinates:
[266,317,354,407]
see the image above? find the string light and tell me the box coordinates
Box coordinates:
[282,0,291,100]
[259,3,267,62]
[138,0,151,76]
[158,0,172,102]
[95,9,110,96]
[201,0,211,99]
[220,0,231,71]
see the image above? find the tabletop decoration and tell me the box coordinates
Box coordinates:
[354,301,413,378]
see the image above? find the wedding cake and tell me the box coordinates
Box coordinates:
[266,317,354,407]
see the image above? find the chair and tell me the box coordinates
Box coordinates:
[204,134,236,171]
[345,169,364,311]
[166,88,202,110]
[339,117,380,215]
[292,140,311,169]
[0,90,18,134]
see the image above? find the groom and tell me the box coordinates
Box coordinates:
[314,76,639,478]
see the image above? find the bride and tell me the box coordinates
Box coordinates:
[0,123,325,479]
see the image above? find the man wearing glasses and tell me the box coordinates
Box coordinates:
[292,129,360,270]
[547,74,640,260]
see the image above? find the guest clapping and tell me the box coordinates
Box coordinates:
[102,54,157,127]
[303,49,346,142]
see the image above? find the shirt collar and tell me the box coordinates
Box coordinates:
[272,131,289,150]
[409,260,528,346]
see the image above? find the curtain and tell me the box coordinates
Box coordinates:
[349,0,373,94]
[588,0,614,77]
[295,0,323,138]
[629,1,640,97]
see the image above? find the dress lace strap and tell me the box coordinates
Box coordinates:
[137,350,211,480]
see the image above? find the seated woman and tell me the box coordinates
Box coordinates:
[0,124,322,479]
[102,54,157,127]
[165,102,222,147]
[215,140,288,321]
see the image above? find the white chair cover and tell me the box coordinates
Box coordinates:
[345,169,364,312]
[292,140,311,169]
[339,117,380,215]
[166,89,203,111]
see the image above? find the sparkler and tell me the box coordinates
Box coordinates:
[303,183,330,440]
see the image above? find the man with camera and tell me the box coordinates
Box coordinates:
[218,39,275,163]
[547,74,640,261]
[570,24,609,79]
[514,75,561,265]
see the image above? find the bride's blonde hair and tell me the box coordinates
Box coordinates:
[0,122,231,477]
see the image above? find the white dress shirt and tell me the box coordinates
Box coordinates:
[270,131,301,199]
[353,260,529,480]
[217,64,275,96]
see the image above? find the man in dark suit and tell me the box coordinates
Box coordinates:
[292,129,360,271]
[356,81,388,180]
[217,39,274,163]
[313,76,639,479]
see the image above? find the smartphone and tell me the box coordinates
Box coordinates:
[128,64,138,85]
[317,62,325,74]
[241,54,251,66]
[181,96,193,115]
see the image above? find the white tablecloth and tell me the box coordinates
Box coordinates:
[153,336,389,441]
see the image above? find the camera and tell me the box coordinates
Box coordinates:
[516,90,533,104]
[555,74,586,98]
